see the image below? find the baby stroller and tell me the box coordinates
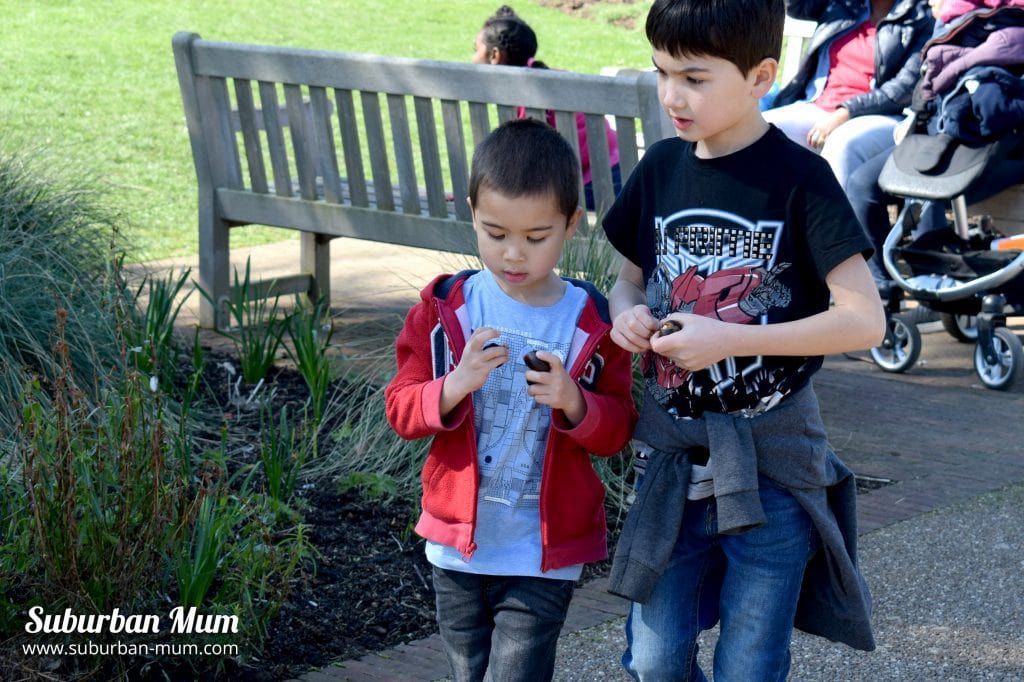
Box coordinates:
[871,131,1024,389]
[866,5,1024,389]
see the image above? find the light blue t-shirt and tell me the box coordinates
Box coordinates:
[426,270,588,580]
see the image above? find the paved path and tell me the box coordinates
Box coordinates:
[137,240,1024,681]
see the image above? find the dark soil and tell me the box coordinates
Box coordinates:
[190,345,442,680]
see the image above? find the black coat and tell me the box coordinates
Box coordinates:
[774,0,935,117]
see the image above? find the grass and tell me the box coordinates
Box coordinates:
[0,1,651,263]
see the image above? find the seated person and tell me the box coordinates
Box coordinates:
[764,0,934,188]
[472,5,622,211]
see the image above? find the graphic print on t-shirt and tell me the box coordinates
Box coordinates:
[475,331,570,509]
[645,208,795,417]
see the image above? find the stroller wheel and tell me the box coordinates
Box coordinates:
[870,313,922,373]
[973,327,1023,391]
[940,313,978,343]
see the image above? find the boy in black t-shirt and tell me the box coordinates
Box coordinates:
[603,0,886,679]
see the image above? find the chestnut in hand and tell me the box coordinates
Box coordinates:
[523,350,551,384]
[658,319,683,336]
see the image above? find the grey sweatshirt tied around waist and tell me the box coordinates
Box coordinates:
[608,383,876,652]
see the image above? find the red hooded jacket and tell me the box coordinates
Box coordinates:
[385,271,637,572]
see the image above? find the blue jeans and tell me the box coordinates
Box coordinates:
[432,566,575,682]
[622,476,820,681]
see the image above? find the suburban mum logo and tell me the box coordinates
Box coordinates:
[24,606,239,635]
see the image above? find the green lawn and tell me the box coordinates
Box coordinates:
[0,1,651,262]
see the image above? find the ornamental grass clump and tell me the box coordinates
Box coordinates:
[285,296,335,424]
[124,265,193,392]
[0,149,125,449]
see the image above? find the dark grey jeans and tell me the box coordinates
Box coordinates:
[431,566,575,682]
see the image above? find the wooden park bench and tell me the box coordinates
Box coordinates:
[172,32,675,328]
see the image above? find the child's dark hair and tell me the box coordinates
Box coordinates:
[478,5,542,67]
[646,0,783,75]
[469,119,580,219]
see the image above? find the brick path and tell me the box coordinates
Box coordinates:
[288,321,1024,682]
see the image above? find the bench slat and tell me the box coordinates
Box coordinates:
[233,79,268,194]
[584,113,615,218]
[284,83,318,200]
[387,94,421,215]
[360,91,395,211]
[553,110,588,230]
[496,105,516,125]
[441,99,471,222]
[615,115,639,181]
[335,89,369,207]
[414,96,448,219]
[468,102,491,149]
[199,75,243,190]
[309,86,341,204]
[258,81,293,197]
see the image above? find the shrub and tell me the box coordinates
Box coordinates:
[3,312,311,678]
[0,150,310,679]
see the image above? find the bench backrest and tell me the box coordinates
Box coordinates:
[173,32,674,257]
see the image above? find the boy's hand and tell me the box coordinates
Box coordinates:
[524,351,586,425]
[650,314,731,371]
[445,327,508,399]
[611,304,660,353]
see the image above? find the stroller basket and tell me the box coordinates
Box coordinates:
[879,131,1024,302]
[882,216,1024,302]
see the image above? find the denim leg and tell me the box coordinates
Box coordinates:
[713,478,820,682]
[432,567,574,682]
[622,496,723,682]
[819,114,898,189]
[485,576,575,682]
[433,566,493,682]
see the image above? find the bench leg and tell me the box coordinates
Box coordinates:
[197,201,231,329]
[300,232,332,307]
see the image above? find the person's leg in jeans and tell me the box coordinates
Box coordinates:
[622,476,819,681]
[486,575,575,682]
[433,566,494,682]
[820,114,899,189]
[432,567,575,682]
[622,495,723,682]
[713,477,820,681]
[847,149,898,284]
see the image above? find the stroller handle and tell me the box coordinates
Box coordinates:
[881,221,1024,302]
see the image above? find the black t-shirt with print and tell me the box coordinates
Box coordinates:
[603,126,872,418]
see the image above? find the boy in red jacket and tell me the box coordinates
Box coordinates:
[385,118,636,682]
